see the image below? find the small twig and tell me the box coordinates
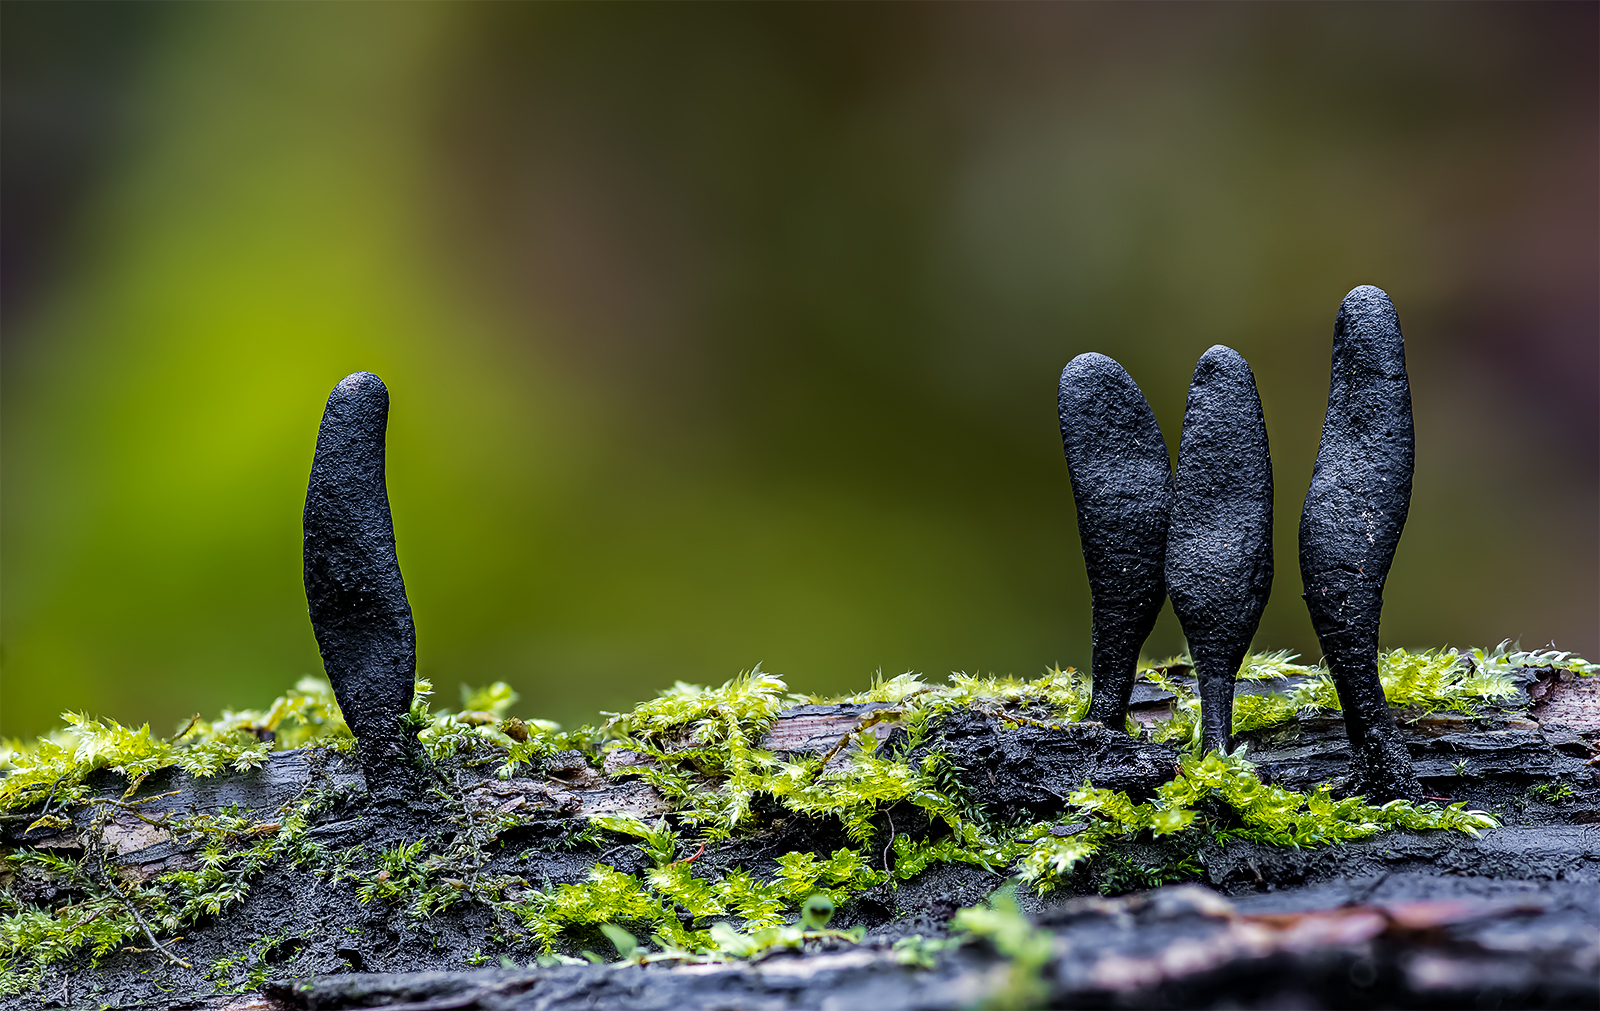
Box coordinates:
[1351,871,1391,904]
[73,908,108,930]
[816,730,861,771]
[90,864,190,968]
[996,707,1055,731]
[167,714,202,743]
[80,797,190,968]
[35,775,65,820]
[596,844,635,866]
[678,841,707,866]
[453,771,484,894]
[92,790,181,812]
[883,809,896,875]
[87,797,178,829]
[51,904,108,931]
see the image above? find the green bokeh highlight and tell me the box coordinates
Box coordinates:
[3,4,1595,739]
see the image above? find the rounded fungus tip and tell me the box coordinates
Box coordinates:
[1061,351,1123,381]
[1193,344,1249,378]
[334,371,388,396]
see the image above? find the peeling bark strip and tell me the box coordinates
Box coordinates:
[303,372,418,789]
[1166,346,1274,755]
[1299,286,1420,800]
[1058,354,1172,724]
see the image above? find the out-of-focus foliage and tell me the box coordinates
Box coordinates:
[1,3,1595,745]
[950,885,1056,1010]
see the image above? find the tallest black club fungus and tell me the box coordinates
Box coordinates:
[1300,286,1422,801]
[303,372,419,793]
[1166,346,1274,755]
[1058,354,1173,724]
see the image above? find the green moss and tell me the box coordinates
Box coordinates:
[1526,782,1575,804]
[1142,643,1550,751]
[603,668,793,837]
[2,640,1584,993]
[1090,852,1204,896]
[0,677,355,815]
[511,828,883,956]
[206,926,308,993]
[355,840,429,907]
[1010,749,1497,895]
[0,781,335,994]
[950,884,1054,1010]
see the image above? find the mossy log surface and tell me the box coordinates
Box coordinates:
[5,669,1597,1011]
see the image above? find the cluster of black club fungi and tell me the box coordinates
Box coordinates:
[302,284,1422,805]
[1059,284,1419,800]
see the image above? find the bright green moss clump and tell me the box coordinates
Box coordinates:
[0,641,1588,994]
[1142,641,1587,750]
[1,781,337,994]
[0,677,352,816]
[514,829,882,956]
[1015,751,1496,893]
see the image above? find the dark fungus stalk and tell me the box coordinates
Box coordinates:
[1300,286,1422,801]
[1166,346,1273,755]
[303,372,419,793]
[1058,354,1172,725]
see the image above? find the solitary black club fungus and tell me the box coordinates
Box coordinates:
[1166,346,1273,755]
[1299,285,1422,801]
[303,372,419,792]
[1058,353,1173,724]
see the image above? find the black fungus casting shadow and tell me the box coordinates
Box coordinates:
[1057,353,1173,725]
[1165,345,1273,756]
[1299,285,1422,801]
[303,371,419,794]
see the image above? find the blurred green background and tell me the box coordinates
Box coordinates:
[3,3,1595,740]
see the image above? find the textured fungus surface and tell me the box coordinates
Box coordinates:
[1299,286,1420,800]
[1166,345,1274,755]
[1057,354,1172,725]
[303,372,418,790]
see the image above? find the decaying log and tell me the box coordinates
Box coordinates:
[5,670,1597,1011]
[263,878,1598,1011]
